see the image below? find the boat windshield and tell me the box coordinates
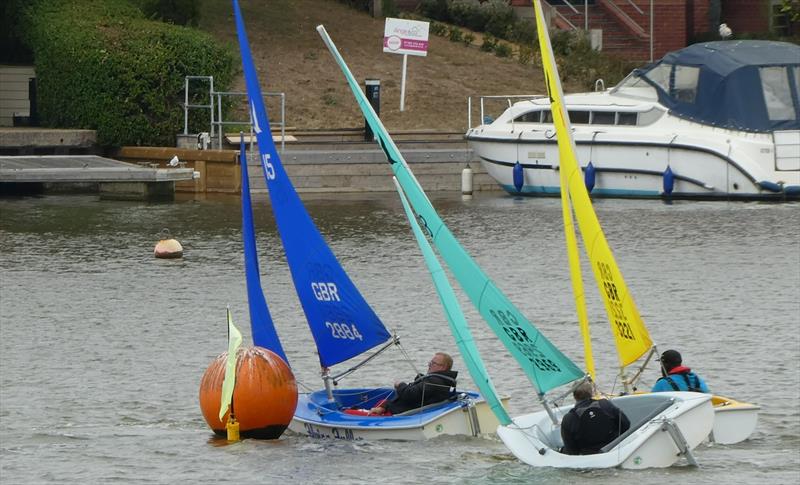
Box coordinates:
[615,41,800,132]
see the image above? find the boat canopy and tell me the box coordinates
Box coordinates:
[619,41,800,132]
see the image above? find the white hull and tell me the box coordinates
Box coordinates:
[711,395,760,445]
[290,392,508,441]
[496,392,713,469]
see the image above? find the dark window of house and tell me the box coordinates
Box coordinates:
[618,112,638,125]
[592,111,616,124]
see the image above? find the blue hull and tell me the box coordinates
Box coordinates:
[291,388,488,439]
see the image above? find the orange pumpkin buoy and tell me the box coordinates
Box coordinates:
[199,346,297,439]
[154,238,183,259]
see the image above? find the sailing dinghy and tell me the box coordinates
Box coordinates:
[527,3,759,445]
[318,18,713,468]
[232,0,503,441]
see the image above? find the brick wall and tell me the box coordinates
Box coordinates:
[722,0,771,34]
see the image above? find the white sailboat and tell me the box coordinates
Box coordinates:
[318,5,711,467]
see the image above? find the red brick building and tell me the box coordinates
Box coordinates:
[507,0,789,61]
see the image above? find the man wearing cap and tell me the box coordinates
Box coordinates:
[652,349,710,393]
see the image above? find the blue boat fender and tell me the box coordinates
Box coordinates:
[584,162,596,193]
[663,166,675,195]
[513,162,523,193]
[757,180,782,193]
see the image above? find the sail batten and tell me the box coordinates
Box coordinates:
[531,0,652,371]
[234,1,390,369]
[318,25,584,395]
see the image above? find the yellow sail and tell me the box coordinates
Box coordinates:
[532,0,652,370]
[559,162,595,380]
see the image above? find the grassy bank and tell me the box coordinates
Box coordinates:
[199,0,603,132]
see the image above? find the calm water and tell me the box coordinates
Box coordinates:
[1,192,798,484]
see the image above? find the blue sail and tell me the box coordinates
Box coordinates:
[239,138,288,363]
[233,1,391,368]
[317,25,584,395]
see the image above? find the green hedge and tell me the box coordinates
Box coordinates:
[16,0,235,147]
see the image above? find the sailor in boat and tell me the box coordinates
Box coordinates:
[652,349,710,393]
[345,352,458,416]
[560,381,631,455]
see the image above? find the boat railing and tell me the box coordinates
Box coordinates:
[467,95,546,130]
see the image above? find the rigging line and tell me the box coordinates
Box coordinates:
[396,340,421,376]
[332,334,400,382]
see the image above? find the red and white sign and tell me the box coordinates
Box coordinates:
[383,18,429,57]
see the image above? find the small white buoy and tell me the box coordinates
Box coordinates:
[461,164,474,197]
[154,228,183,259]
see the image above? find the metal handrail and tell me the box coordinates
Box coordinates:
[213,91,286,153]
[467,95,546,130]
[183,76,214,136]
[182,75,286,152]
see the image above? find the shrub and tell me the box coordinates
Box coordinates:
[418,0,449,22]
[448,26,464,43]
[484,0,515,39]
[494,42,512,58]
[430,21,448,36]
[18,0,235,147]
[450,0,488,32]
[480,33,497,52]
[463,32,476,46]
[136,0,201,26]
[381,0,399,18]
[517,45,533,65]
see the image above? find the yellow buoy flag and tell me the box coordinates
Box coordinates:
[219,307,243,421]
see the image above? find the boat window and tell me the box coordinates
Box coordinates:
[672,65,699,103]
[542,111,553,123]
[636,107,665,126]
[568,110,590,124]
[618,112,637,125]
[644,63,672,93]
[614,72,659,101]
[592,111,616,124]
[512,110,542,123]
[760,66,796,121]
[793,66,800,100]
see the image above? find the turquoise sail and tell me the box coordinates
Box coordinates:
[317,26,584,395]
[234,2,391,368]
[393,178,511,425]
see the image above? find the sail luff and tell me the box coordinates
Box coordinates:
[560,185,595,380]
[531,0,653,369]
[393,178,512,425]
[317,25,584,395]
[234,1,391,369]
[239,138,288,362]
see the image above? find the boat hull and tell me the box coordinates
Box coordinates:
[496,392,713,469]
[711,395,760,444]
[469,133,800,200]
[290,388,508,441]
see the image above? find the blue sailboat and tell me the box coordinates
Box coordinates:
[232,0,504,440]
[318,14,714,468]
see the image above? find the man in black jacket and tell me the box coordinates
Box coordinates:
[561,381,630,455]
[369,352,458,415]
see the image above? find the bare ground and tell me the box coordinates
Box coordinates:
[199,0,585,132]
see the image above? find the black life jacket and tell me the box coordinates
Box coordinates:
[574,400,617,449]
[664,372,702,392]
